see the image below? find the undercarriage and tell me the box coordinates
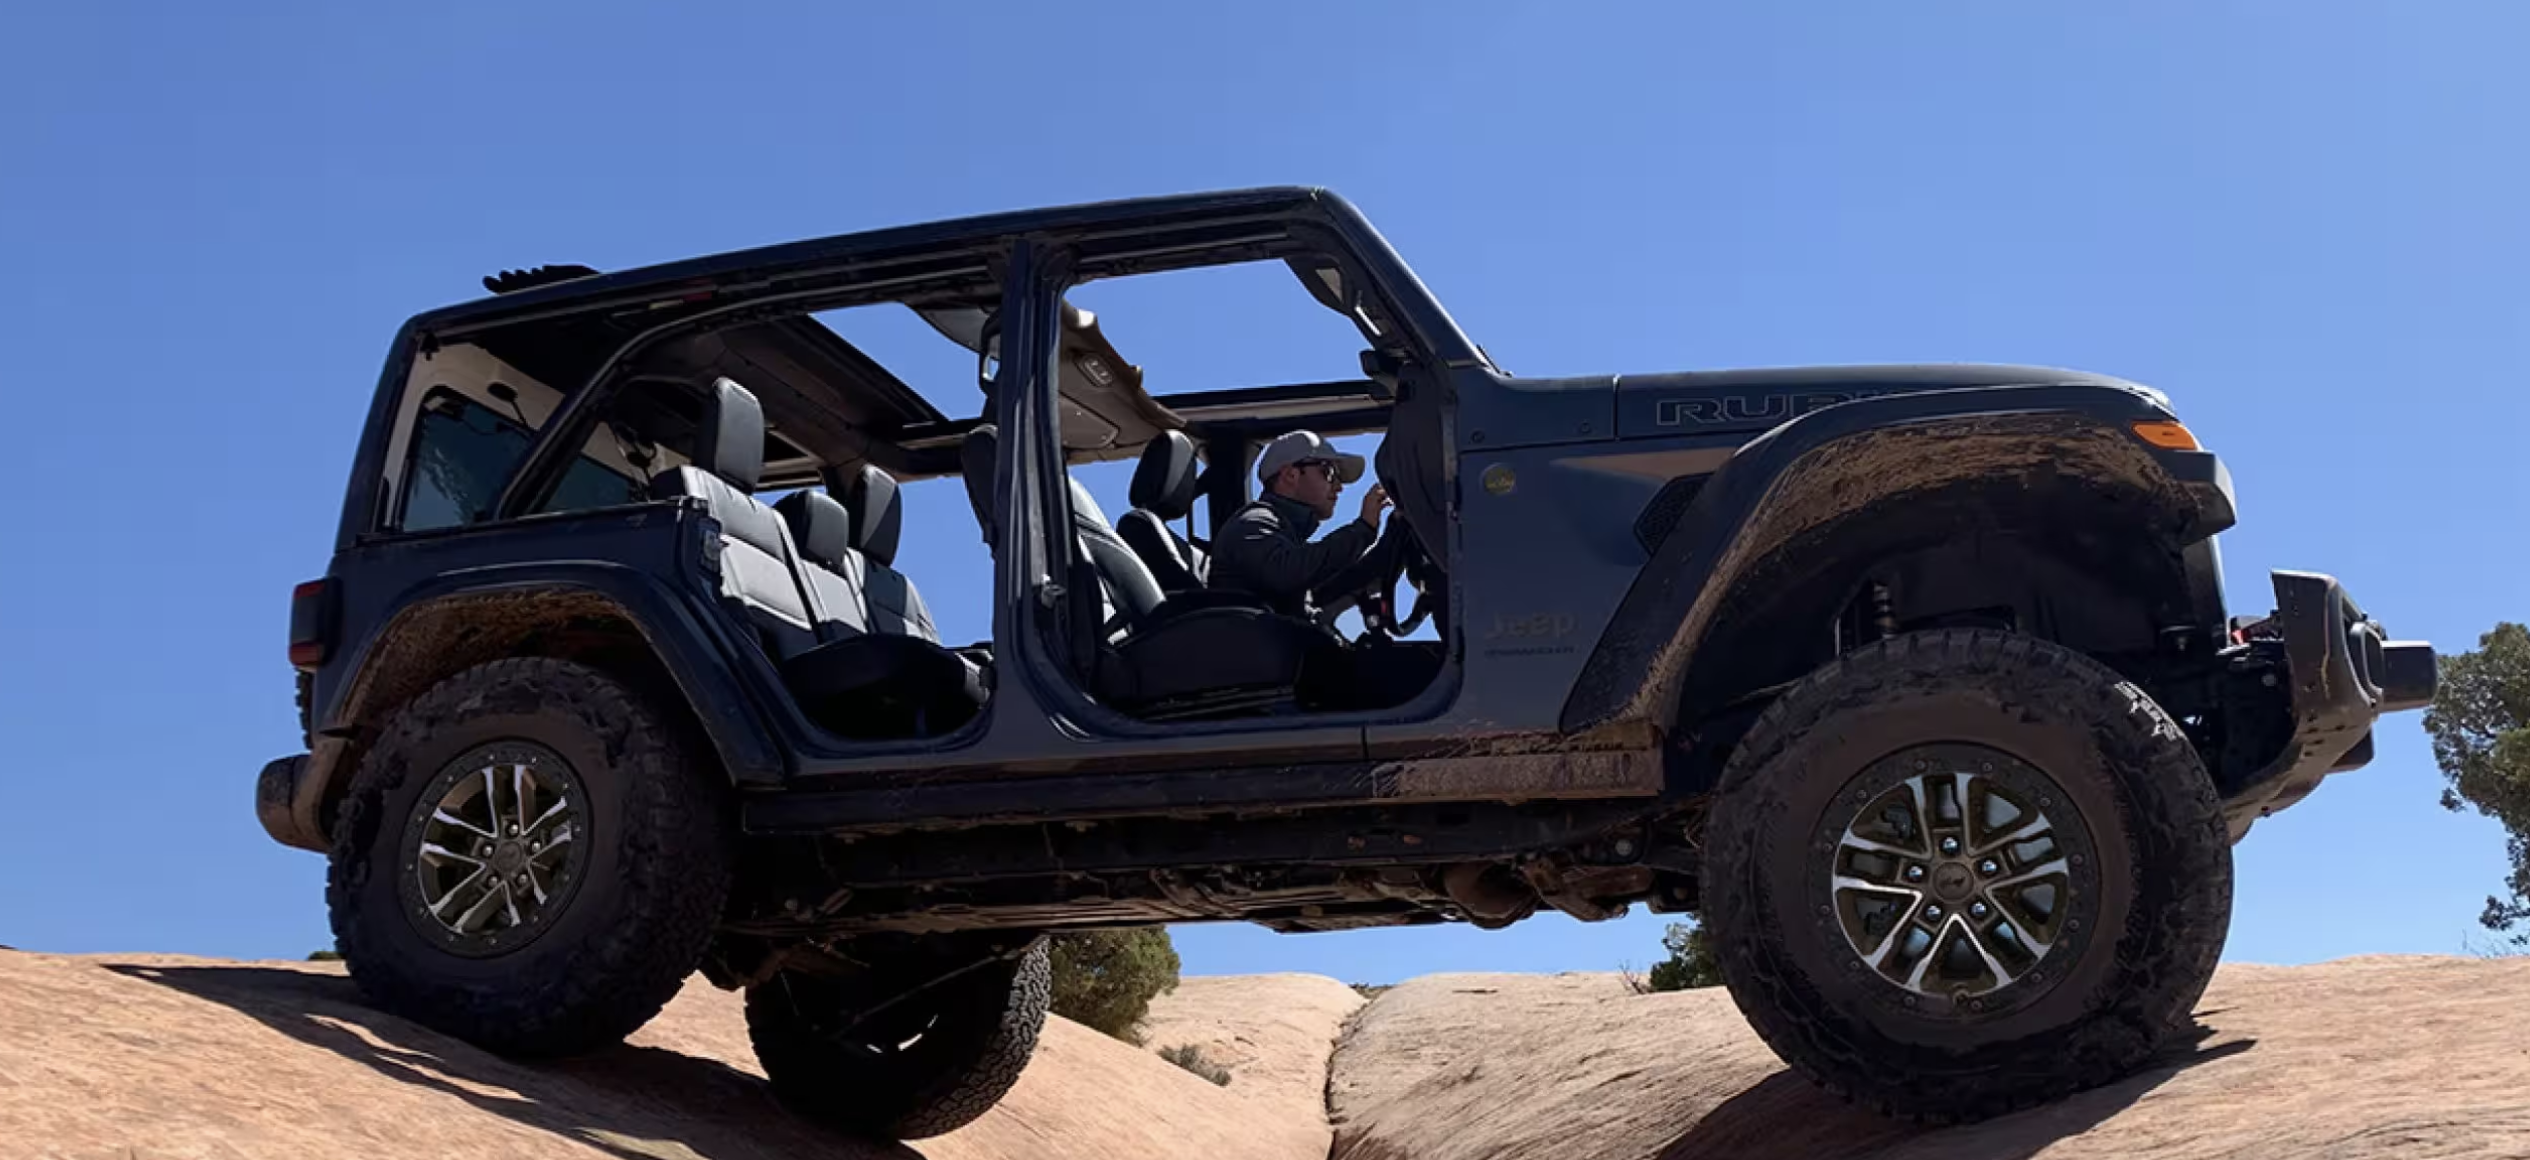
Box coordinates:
[715,799,1699,946]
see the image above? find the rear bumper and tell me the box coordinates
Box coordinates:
[256,753,331,854]
[2221,570,2435,837]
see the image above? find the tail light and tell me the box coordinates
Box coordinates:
[289,578,338,669]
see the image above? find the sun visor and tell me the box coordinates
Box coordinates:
[917,302,1183,461]
[1056,304,1182,454]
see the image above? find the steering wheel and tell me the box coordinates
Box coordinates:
[1312,513,1439,641]
[1385,516,1444,638]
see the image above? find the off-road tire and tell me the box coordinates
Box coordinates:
[1703,629,2230,1121]
[326,657,733,1057]
[747,939,1051,1140]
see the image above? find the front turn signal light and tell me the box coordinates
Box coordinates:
[2130,420,2200,451]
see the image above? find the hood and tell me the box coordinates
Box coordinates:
[1613,363,2157,440]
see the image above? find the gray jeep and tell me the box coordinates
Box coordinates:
[257,188,2434,1135]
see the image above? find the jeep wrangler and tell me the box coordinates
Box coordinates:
[257,188,2434,1135]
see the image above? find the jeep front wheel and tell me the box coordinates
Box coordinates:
[326,657,733,1057]
[1702,629,2231,1120]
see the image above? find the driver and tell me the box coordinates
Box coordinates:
[1208,430,1390,619]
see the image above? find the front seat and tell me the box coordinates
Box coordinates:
[1118,431,1206,595]
[960,423,1001,548]
[960,426,1331,716]
[1075,485,1335,714]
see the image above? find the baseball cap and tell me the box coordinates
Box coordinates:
[1255,430,1366,485]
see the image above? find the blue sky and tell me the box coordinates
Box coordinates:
[2,3,2524,981]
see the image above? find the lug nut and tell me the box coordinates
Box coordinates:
[1978,858,2000,876]
[1939,837,1961,855]
[1924,904,1945,921]
[1904,865,1926,883]
[1970,902,1990,920]
[506,824,520,837]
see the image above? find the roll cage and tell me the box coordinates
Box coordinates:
[336,187,1477,553]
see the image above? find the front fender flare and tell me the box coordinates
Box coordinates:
[1560,384,2235,737]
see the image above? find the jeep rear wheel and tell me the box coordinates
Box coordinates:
[747,937,1050,1140]
[327,658,733,1057]
[1703,629,2230,1121]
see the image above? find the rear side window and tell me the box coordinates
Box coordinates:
[397,390,643,531]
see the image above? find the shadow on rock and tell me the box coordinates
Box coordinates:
[106,963,917,1160]
[1657,1024,2255,1160]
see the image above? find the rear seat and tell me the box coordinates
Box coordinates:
[837,465,940,641]
[775,477,986,739]
[767,487,869,635]
[649,378,821,660]
[655,376,982,739]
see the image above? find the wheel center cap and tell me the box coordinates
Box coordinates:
[1931,861,1976,903]
[490,842,527,877]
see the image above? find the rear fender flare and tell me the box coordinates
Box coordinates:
[298,565,782,849]
[1560,385,2235,737]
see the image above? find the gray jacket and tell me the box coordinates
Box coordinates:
[1208,492,1379,618]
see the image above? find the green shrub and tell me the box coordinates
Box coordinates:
[1644,921,1724,992]
[1159,1042,1232,1086]
[2426,623,2530,949]
[1047,928,1181,1042]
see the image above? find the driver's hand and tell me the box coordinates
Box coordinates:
[1357,483,1391,528]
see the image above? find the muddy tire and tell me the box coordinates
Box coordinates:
[1703,629,2230,1121]
[748,938,1050,1140]
[327,658,733,1057]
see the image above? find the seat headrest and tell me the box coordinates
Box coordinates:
[772,490,852,571]
[1067,477,1112,528]
[692,377,766,492]
[842,464,904,567]
[1129,430,1200,520]
[961,426,998,546]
